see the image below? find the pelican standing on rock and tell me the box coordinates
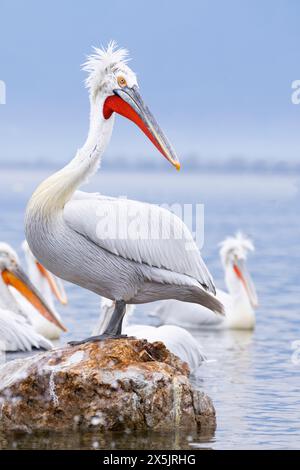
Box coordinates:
[152,233,258,330]
[93,298,206,374]
[0,243,64,351]
[12,241,68,340]
[25,42,223,345]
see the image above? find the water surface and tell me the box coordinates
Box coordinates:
[0,168,299,449]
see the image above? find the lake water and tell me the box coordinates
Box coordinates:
[0,167,299,450]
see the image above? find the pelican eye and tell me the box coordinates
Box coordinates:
[117,76,127,88]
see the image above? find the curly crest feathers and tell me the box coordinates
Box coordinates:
[82,41,130,92]
[219,232,255,265]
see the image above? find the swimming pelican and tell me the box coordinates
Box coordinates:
[25,42,223,345]
[93,298,206,374]
[152,233,258,330]
[12,241,68,340]
[0,243,64,351]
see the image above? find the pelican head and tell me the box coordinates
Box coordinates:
[22,240,68,305]
[83,41,180,170]
[219,232,258,308]
[0,242,67,331]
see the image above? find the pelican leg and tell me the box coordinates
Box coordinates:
[103,300,127,336]
[68,300,135,346]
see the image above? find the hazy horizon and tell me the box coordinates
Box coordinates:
[1,0,300,165]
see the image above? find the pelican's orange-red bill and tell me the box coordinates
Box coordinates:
[36,262,68,305]
[2,268,67,332]
[233,263,258,308]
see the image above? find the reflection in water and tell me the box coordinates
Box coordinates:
[0,428,215,450]
[0,169,300,449]
[191,328,256,447]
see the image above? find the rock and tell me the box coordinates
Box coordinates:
[0,339,216,433]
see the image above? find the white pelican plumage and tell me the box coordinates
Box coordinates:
[0,243,63,351]
[12,241,68,340]
[152,233,258,330]
[93,298,206,374]
[25,42,223,345]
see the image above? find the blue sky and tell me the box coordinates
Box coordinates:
[0,0,300,166]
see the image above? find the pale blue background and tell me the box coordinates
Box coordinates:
[0,0,300,166]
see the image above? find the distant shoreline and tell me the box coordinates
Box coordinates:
[0,160,299,175]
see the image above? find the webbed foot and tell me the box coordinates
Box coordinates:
[68,333,136,346]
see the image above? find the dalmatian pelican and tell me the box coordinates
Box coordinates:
[25,42,223,345]
[12,241,67,340]
[0,243,64,351]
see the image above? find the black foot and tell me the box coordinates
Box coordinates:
[68,334,136,347]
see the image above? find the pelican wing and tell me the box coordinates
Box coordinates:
[64,196,216,293]
[0,309,53,352]
[152,290,231,328]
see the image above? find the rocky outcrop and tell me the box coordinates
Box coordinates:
[0,339,216,433]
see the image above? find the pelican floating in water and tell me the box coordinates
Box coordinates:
[93,298,206,374]
[12,241,68,340]
[152,233,258,330]
[0,243,63,351]
[25,42,223,345]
